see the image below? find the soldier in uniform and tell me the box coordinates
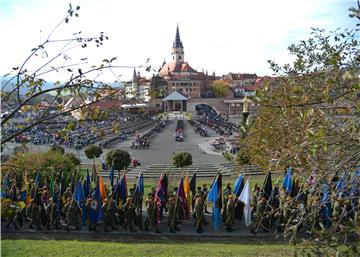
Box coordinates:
[222,183,232,222]
[6,201,21,230]
[194,194,205,233]
[102,198,117,232]
[201,184,209,213]
[86,195,97,232]
[123,197,136,232]
[144,193,160,233]
[251,195,267,234]
[48,197,61,230]
[225,194,235,232]
[252,185,261,218]
[27,199,42,230]
[65,199,82,231]
[167,192,178,233]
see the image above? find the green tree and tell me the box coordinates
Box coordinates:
[84,144,103,171]
[211,80,230,98]
[238,3,360,256]
[172,152,193,168]
[106,149,131,170]
[64,153,81,166]
[2,151,76,187]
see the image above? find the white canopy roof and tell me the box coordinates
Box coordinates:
[163,91,188,101]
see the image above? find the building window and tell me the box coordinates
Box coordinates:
[179,56,181,60]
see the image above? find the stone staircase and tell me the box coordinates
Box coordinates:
[99,162,235,179]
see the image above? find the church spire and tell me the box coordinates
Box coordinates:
[133,67,138,82]
[173,24,183,48]
[172,24,184,63]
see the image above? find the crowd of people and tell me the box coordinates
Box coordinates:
[4,110,160,150]
[1,168,359,238]
[195,105,238,137]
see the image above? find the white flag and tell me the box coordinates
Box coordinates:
[239,178,252,227]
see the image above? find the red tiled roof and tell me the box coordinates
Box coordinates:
[91,100,122,110]
[159,61,197,76]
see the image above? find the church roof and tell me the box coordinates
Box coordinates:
[159,61,197,76]
[163,91,188,101]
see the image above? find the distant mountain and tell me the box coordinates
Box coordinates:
[1,77,124,96]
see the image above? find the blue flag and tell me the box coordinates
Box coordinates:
[136,173,144,195]
[90,182,103,224]
[321,184,332,228]
[109,167,114,188]
[233,175,244,196]
[73,181,84,208]
[282,167,292,193]
[34,172,40,188]
[335,174,345,191]
[208,177,221,229]
[83,171,90,198]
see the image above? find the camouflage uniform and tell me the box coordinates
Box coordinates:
[225,195,235,232]
[195,196,204,233]
[251,197,267,234]
[65,200,82,231]
[144,195,160,233]
[123,197,136,232]
[167,194,177,233]
[103,198,116,232]
[27,200,41,230]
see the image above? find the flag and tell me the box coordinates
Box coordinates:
[282,167,292,193]
[233,174,244,196]
[335,174,345,191]
[136,173,144,196]
[178,177,189,219]
[184,172,191,212]
[50,175,55,198]
[99,176,107,203]
[155,173,167,222]
[34,172,40,188]
[90,181,103,224]
[262,172,273,199]
[321,184,332,228]
[113,177,120,205]
[239,178,251,227]
[109,167,114,188]
[70,175,75,194]
[119,174,128,204]
[83,170,91,198]
[73,181,84,207]
[217,173,222,209]
[189,171,196,195]
[73,181,86,223]
[208,175,221,229]
[268,186,279,207]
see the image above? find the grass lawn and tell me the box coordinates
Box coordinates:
[1,240,295,257]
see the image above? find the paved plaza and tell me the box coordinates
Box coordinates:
[3,116,228,168]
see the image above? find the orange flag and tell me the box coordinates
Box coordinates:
[99,176,107,203]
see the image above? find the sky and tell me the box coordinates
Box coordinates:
[0,0,357,83]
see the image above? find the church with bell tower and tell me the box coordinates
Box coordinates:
[158,25,210,98]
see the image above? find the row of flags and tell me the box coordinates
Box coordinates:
[2,166,359,230]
